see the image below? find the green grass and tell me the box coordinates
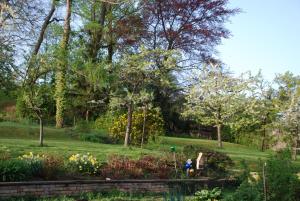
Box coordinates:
[0,121,164,161]
[0,121,299,170]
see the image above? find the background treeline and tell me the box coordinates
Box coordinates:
[0,0,299,153]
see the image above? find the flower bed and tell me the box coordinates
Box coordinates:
[0,146,233,181]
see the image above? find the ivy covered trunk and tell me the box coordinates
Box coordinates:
[55,0,71,128]
[124,102,133,147]
[55,69,66,128]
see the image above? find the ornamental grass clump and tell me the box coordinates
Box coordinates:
[19,152,43,177]
[68,153,100,175]
[0,159,31,181]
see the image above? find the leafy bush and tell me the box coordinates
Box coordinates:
[79,130,114,144]
[20,152,65,180]
[225,181,262,201]
[94,112,116,131]
[74,120,92,133]
[136,155,176,179]
[101,155,176,179]
[68,153,100,175]
[227,149,300,201]
[182,145,233,178]
[264,150,299,201]
[0,159,31,181]
[192,187,222,201]
[109,108,164,145]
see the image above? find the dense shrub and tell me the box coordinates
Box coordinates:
[74,120,92,133]
[227,150,300,201]
[20,152,65,180]
[79,130,115,144]
[94,112,116,131]
[0,159,32,181]
[182,145,233,178]
[101,155,176,179]
[225,181,262,201]
[109,108,164,146]
[264,150,299,201]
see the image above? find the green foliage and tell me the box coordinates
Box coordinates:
[0,159,32,181]
[19,82,55,123]
[109,108,164,145]
[193,187,222,201]
[228,149,300,201]
[94,112,116,131]
[79,130,114,144]
[109,48,179,145]
[16,93,34,119]
[0,191,168,201]
[0,44,16,94]
[74,120,92,133]
[19,152,44,177]
[225,181,262,201]
[264,150,299,201]
[231,71,278,150]
[18,152,64,180]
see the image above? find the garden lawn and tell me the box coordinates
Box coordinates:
[0,121,299,170]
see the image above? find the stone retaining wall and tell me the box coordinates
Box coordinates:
[0,179,237,199]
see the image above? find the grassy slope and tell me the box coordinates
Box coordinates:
[0,121,299,170]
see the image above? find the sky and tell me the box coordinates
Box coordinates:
[217,0,300,80]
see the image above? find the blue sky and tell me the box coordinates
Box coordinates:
[217,0,300,80]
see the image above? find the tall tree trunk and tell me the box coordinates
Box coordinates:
[55,0,71,128]
[217,124,222,148]
[292,126,299,160]
[73,115,76,127]
[124,102,133,147]
[88,2,107,62]
[25,1,55,147]
[261,116,268,152]
[26,0,56,83]
[33,0,56,55]
[39,117,44,147]
[107,4,114,63]
[141,105,147,148]
[216,108,223,148]
[85,110,89,122]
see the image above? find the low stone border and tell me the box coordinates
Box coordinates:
[0,179,238,199]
